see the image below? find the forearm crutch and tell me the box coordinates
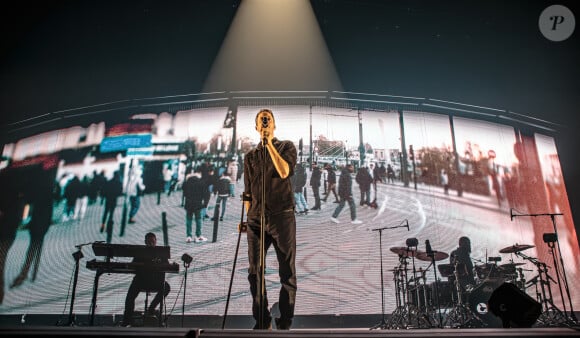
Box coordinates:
[221,193,250,329]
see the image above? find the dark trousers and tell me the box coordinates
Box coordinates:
[311,186,321,209]
[246,210,297,327]
[332,196,357,221]
[129,195,141,219]
[123,279,170,323]
[323,183,338,202]
[102,202,117,244]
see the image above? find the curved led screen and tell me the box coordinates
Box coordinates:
[1,105,578,324]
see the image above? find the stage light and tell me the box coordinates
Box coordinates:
[203,0,342,92]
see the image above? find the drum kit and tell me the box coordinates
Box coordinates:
[384,240,543,329]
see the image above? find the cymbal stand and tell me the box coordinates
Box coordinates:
[525,274,542,304]
[385,266,403,329]
[405,244,432,329]
[516,251,568,327]
[443,260,484,328]
[544,230,577,325]
[419,263,439,327]
[386,257,409,329]
[424,240,443,328]
[516,267,527,291]
[512,211,577,324]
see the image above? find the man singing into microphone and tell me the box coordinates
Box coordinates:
[243,109,297,330]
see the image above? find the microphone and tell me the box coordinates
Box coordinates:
[425,240,433,255]
[510,208,514,221]
[405,219,409,231]
[261,116,269,129]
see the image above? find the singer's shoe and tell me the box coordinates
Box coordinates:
[351,219,363,225]
[330,217,340,224]
[253,317,272,330]
[275,317,292,330]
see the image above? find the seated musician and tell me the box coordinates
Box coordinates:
[449,236,476,291]
[122,232,170,327]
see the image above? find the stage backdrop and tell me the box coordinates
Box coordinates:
[0,105,578,324]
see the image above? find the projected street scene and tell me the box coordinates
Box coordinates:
[0,105,577,328]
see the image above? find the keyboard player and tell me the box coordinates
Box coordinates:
[122,232,171,327]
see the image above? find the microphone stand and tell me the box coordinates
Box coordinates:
[370,221,408,330]
[425,241,443,328]
[512,211,577,324]
[181,259,191,328]
[65,241,94,326]
[258,136,267,329]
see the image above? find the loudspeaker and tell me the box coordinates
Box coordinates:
[488,282,542,328]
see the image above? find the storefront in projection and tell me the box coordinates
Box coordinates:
[0,93,578,327]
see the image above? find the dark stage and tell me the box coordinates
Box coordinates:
[1,326,580,338]
[1,314,580,338]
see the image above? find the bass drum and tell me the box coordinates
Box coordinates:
[467,278,504,328]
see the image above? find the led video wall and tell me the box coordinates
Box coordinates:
[0,105,578,325]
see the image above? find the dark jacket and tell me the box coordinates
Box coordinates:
[183,175,206,212]
[326,168,336,184]
[243,138,297,217]
[102,174,123,207]
[355,167,373,190]
[310,167,322,188]
[338,167,353,199]
[291,164,307,193]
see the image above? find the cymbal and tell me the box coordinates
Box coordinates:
[416,251,449,262]
[499,244,534,254]
[389,246,418,257]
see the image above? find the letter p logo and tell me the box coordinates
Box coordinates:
[540,5,575,41]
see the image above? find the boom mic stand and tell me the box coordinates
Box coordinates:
[222,194,250,329]
[369,220,409,330]
[511,210,577,324]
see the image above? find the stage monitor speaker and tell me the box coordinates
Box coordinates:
[488,282,542,328]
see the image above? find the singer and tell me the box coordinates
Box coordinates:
[243,109,297,330]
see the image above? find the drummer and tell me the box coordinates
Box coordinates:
[449,236,476,290]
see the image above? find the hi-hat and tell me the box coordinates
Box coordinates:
[499,244,534,254]
[390,246,419,257]
[416,251,449,262]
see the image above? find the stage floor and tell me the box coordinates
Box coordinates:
[1,326,580,338]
